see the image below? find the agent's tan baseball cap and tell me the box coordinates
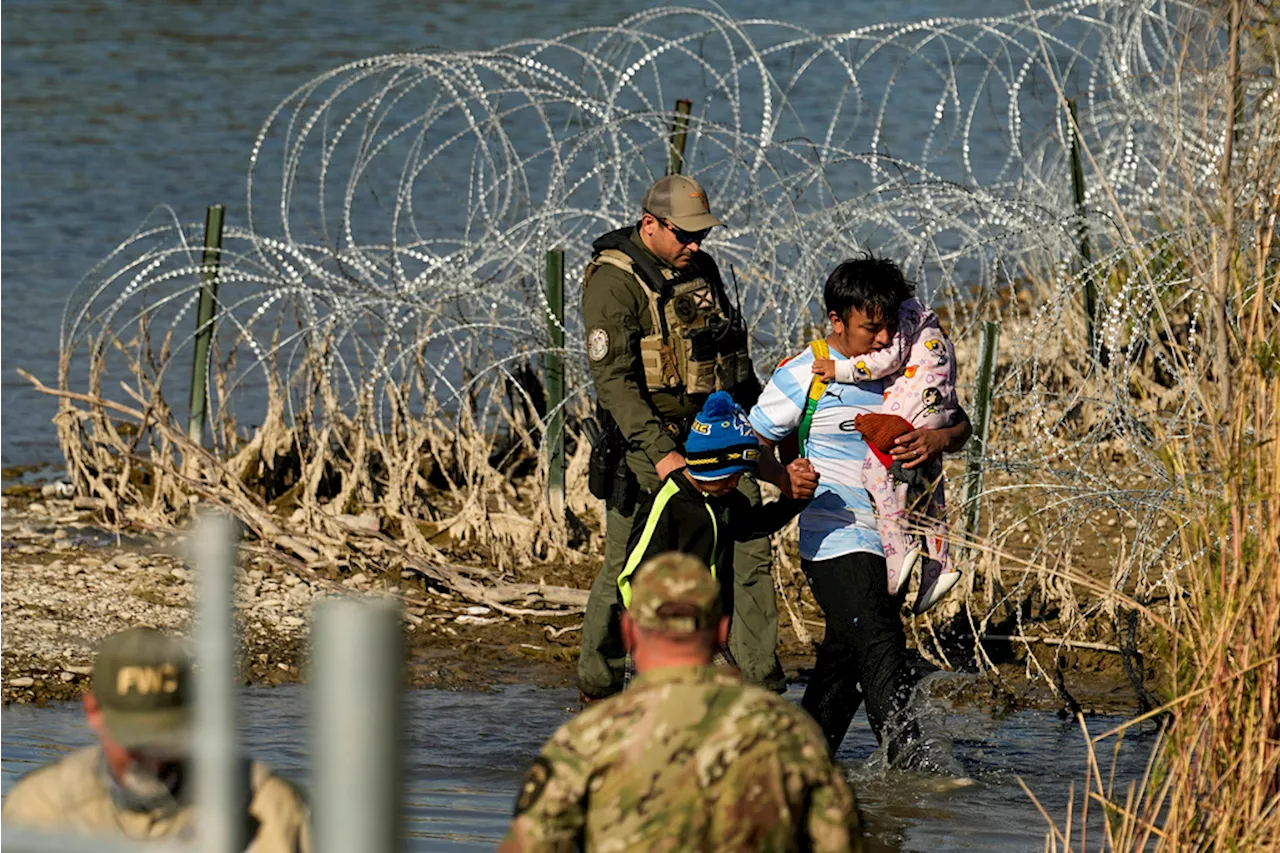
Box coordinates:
[92,628,192,752]
[641,175,723,231]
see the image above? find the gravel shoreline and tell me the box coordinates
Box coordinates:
[2,486,1145,715]
[2,492,327,705]
[0,488,583,706]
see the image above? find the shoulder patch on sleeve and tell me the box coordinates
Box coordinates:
[588,328,610,362]
[514,756,553,816]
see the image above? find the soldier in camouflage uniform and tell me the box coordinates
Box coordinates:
[579,175,819,701]
[501,553,863,853]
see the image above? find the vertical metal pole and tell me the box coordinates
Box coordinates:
[314,597,403,853]
[545,249,566,519]
[188,204,226,445]
[1068,100,1097,359]
[193,512,245,853]
[962,321,1000,547]
[667,99,693,176]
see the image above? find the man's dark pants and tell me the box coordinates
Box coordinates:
[577,467,785,698]
[800,551,922,759]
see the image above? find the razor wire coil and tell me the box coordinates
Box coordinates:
[57,0,1275,589]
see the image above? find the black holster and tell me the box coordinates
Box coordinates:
[586,407,640,515]
[719,353,761,410]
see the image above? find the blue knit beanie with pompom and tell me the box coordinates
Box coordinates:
[684,391,760,481]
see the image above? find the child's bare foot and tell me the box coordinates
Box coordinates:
[811,358,836,381]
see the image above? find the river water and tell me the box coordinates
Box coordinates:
[1,0,1072,467]
[1,682,1154,851]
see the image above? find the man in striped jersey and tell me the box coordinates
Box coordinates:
[748,255,972,762]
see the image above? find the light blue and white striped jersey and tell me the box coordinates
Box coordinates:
[749,345,884,562]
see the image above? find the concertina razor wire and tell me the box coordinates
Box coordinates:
[53,0,1275,599]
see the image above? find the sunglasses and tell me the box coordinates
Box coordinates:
[649,214,711,246]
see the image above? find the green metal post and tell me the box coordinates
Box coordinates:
[962,321,1000,547]
[1068,99,1098,358]
[187,205,225,445]
[667,99,693,176]
[545,249,566,517]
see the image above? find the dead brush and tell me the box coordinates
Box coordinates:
[26,224,600,615]
[1010,0,1280,848]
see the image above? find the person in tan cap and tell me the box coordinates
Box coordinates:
[502,553,863,852]
[579,173,819,705]
[2,627,311,852]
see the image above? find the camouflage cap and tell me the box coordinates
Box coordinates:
[92,628,192,752]
[629,552,722,633]
[641,175,723,231]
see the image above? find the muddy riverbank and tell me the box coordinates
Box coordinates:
[1,481,1146,715]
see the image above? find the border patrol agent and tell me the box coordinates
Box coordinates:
[579,175,816,702]
[2,628,312,852]
[501,553,864,853]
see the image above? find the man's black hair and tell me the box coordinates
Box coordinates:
[822,253,916,324]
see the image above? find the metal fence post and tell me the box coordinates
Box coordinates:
[187,204,225,446]
[193,512,245,853]
[667,99,693,176]
[1068,100,1098,359]
[962,321,1000,548]
[545,249,566,519]
[313,597,403,853]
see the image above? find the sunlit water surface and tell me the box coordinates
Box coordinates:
[1,683,1153,851]
[4,0,1061,466]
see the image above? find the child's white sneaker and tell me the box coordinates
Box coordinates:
[888,546,921,597]
[914,562,960,613]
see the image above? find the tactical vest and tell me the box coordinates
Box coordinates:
[584,248,751,397]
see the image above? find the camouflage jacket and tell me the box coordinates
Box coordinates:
[500,665,863,852]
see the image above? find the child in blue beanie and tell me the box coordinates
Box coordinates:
[616,391,815,680]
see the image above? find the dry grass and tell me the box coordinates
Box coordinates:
[1017,1,1280,847]
[23,323,601,615]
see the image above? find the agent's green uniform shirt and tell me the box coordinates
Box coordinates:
[503,665,863,853]
[579,228,782,698]
[582,228,707,476]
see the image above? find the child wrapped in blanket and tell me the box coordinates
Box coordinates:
[812,296,963,613]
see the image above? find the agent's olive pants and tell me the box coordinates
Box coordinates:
[577,473,785,698]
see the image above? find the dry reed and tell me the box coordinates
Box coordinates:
[1019,1,1280,847]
